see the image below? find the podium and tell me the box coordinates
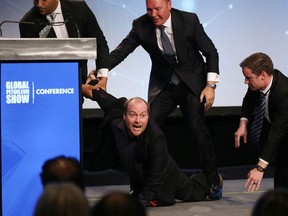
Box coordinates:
[0,38,96,216]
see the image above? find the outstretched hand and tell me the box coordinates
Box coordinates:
[86,70,108,91]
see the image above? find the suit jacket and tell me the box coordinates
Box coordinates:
[19,0,109,73]
[109,8,219,102]
[92,89,201,205]
[241,69,288,163]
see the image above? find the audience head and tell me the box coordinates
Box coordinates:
[123,97,150,137]
[92,191,146,216]
[251,188,288,216]
[40,155,85,191]
[33,182,90,216]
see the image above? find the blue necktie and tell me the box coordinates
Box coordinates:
[249,92,266,146]
[160,25,176,64]
[160,25,180,85]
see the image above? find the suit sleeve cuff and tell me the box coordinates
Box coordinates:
[96,68,109,78]
[207,72,220,82]
[259,158,269,165]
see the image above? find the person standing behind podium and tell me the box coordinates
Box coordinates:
[19,0,109,85]
[89,0,222,200]
[235,52,288,192]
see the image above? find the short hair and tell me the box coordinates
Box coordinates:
[251,188,288,216]
[33,183,90,216]
[40,155,85,191]
[92,191,146,216]
[123,97,150,114]
[239,52,274,76]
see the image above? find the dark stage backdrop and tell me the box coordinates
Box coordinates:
[1,0,288,108]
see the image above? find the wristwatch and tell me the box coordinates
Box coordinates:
[255,165,265,172]
[206,83,217,89]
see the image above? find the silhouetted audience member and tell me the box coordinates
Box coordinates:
[251,188,288,216]
[40,155,85,191]
[33,182,90,216]
[92,191,146,216]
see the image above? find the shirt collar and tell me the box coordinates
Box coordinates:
[54,0,62,15]
[261,75,273,95]
[162,13,172,30]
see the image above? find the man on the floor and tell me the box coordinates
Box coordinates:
[82,84,217,206]
[235,52,288,191]
[87,0,222,199]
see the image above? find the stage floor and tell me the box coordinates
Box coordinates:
[85,178,273,216]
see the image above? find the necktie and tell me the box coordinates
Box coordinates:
[39,13,57,38]
[160,25,180,85]
[160,25,176,64]
[249,92,266,146]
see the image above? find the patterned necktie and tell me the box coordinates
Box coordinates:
[249,92,266,146]
[39,13,57,38]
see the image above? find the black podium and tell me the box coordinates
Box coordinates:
[0,38,96,216]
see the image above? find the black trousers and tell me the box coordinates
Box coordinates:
[274,138,288,189]
[149,82,219,185]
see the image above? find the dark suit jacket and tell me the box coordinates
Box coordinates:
[241,69,288,164]
[109,8,219,102]
[92,89,207,205]
[19,0,109,74]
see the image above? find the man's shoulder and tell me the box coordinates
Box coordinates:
[20,7,39,21]
[133,14,150,25]
[145,120,165,139]
[273,69,288,95]
[61,0,89,9]
[171,8,197,17]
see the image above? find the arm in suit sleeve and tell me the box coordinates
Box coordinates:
[140,121,168,201]
[191,13,219,73]
[19,8,47,38]
[69,1,109,69]
[261,96,288,162]
[241,88,259,121]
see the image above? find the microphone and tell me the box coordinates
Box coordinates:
[0,20,46,38]
[65,15,81,38]
[71,20,81,38]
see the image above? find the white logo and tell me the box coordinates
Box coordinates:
[6,81,30,104]
[5,81,75,104]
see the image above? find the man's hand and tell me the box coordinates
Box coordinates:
[234,120,248,148]
[96,77,108,91]
[86,70,97,83]
[86,70,108,91]
[82,84,96,99]
[245,168,264,192]
[200,86,215,112]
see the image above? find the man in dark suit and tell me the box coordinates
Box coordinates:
[82,84,210,206]
[235,52,288,191]
[19,0,109,85]
[88,0,222,199]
